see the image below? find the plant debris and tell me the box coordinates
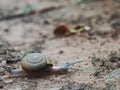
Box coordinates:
[54,24,71,37]
[54,24,91,37]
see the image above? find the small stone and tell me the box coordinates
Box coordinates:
[0,61,6,66]
[59,50,64,54]
[84,25,91,31]
[107,85,117,90]
[6,57,20,64]
[91,58,104,66]
[44,19,51,24]
[0,78,3,89]
[93,71,100,77]
[4,28,9,32]
[0,57,3,63]
[0,51,6,55]
[14,87,22,90]
[0,83,3,88]
[3,78,15,84]
[0,68,5,73]
[103,68,120,84]
[47,87,63,90]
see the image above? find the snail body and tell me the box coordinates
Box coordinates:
[10,53,82,77]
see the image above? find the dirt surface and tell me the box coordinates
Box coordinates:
[0,0,120,90]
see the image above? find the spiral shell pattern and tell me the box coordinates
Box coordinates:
[21,53,50,73]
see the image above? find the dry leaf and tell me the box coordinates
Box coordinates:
[54,24,70,36]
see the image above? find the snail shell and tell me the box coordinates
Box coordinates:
[21,53,53,73]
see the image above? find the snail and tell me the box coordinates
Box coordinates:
[9,53,82,77]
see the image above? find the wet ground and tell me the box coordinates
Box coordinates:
[0,0,120,90]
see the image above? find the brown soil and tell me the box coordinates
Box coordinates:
[0,0,120,90]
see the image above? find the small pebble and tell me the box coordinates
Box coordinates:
[6,57,20,64]
[4,28,9,32]
[44,19,51,24]
[0,78,3,89]
[3,78,15,84]
[0,68,5,73]
[14,87,22,90]
[84,26,91,31]
[0,57,3,63]
[47,87,63,90]
[91,58,104,66]
[59,50,64,54]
